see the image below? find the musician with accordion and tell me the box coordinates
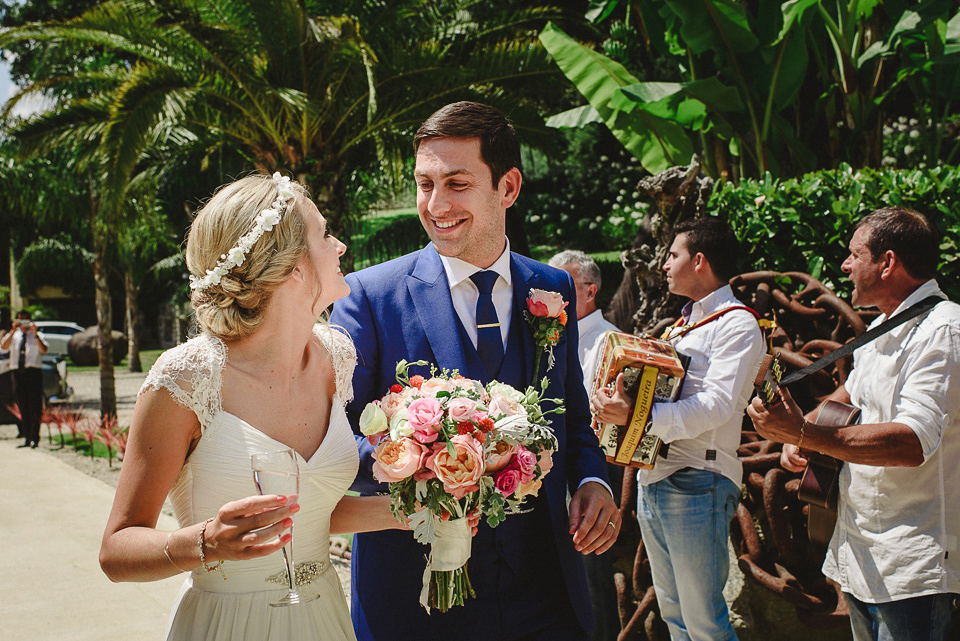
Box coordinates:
[748,207,960,641]
[593,217,765,641]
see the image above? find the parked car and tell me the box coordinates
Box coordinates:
[35,321,85,357]
[0,352,72,425]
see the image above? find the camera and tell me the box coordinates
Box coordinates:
[17,319,32,329]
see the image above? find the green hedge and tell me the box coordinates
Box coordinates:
[711,164,960,301]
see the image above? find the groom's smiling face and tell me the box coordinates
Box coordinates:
[415,136,521,268]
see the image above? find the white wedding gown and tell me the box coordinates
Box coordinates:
[141,324,359,641]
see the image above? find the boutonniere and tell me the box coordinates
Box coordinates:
[524,288,569,389]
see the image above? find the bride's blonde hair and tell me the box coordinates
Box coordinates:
[186,174,310,340]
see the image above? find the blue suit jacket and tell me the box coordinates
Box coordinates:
[330,244,610,641]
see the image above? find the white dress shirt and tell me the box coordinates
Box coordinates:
[822,279,960,603]
[438,241,611,497]
[8,329,45,369]
[639,284,765,486]
[577,309,618,394]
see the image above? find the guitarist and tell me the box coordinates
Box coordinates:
[593,217,765,641]
[748,207,960,641]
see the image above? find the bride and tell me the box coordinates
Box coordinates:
[99,173,399,640]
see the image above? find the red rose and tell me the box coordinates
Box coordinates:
[390,383,404,394]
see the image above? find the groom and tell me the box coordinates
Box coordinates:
[331,101,620,641]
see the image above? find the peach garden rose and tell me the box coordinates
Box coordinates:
[426,433,485,499]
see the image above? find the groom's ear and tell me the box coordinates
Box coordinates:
[498,167,522,209]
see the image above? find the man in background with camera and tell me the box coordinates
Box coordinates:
[593,217,764,640]
[1,310,48,448]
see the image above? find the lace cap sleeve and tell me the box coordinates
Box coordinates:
[139,334,225,429]
[315,323,357,403]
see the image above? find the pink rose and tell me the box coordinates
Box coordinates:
[407,397,443,443]
[419,377,454,397]
[451,377,487,401]
[380,391,408,421]
[446,397,477,423]
[538,449,555,476]
[513,446,537,482]
[485,441,518,473]
[526,288,567,318]
[372,438,428,483]
[426,434,485,499]
[494,467,521,496]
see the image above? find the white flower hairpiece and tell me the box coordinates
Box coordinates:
[189,172,296,293]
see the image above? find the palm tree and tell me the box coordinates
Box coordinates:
[2,0,571,254]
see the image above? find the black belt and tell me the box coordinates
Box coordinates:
[658,443,716,461]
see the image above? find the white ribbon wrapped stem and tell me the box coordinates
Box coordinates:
[418,516,472,611]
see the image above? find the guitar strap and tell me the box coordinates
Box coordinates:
[778,295,945,387]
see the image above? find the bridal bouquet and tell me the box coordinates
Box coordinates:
[359,360,561,612]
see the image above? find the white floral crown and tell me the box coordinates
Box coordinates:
[189,172,297,293]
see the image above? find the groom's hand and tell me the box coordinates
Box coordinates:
[569,481,620,555]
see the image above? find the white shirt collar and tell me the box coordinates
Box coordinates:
[684,284,737,323]
[877,279,945,339]
[438,238,513,290]
[578,308,607,333]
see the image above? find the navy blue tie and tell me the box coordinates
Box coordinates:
[470,270,504,377]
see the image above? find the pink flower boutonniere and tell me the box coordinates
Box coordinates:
[525,288,569,389]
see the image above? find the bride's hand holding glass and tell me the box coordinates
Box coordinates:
[200,494,299,562]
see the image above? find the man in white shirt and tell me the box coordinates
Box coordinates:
[749,207,960,641]
[593,217,764,640]
[0,311,49,448]
[549,249,621,641]
[548,250,619,393]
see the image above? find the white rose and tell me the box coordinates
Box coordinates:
[389,409,413,440]
[359,403,388,436]
[228,246,246,267]
[487,382,524,403]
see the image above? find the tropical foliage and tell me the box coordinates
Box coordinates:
[540,1,960,179]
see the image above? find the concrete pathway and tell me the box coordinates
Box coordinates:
[0,437,182,640]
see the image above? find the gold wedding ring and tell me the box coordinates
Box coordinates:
[607,520,616,529]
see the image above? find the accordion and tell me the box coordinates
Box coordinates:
[589,331,687,469]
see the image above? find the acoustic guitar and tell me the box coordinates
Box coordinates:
[755,354,860,546]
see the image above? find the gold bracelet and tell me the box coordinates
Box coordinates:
[198,518,226,579]
[797,420,807,450]
[163,534,192,573]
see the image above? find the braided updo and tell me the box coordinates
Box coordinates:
[186,174,310,341]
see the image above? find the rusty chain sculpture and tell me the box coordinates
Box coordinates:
[613,271,867,639]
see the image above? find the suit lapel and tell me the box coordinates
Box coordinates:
[407,245,469,373]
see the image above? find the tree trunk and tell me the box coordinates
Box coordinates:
[89,173,116,419]
[608,157,714,334]
[124,270,142,373]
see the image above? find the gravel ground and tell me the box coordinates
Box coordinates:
[5,367,353,600]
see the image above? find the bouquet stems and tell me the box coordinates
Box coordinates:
[428,565,476,612]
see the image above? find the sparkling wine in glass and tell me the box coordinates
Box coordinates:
[251,448,318,607]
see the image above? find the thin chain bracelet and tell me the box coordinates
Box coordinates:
[198,517,226,579]
[163,533,192,573]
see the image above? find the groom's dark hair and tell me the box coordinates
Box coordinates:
[414,101,522,188]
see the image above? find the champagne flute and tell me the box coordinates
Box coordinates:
[251,448,318,607]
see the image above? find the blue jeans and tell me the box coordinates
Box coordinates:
[846,592,956,641]
[637,467,740,641]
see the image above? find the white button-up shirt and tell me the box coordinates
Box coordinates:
[578,309,618,394]
[9,329,45,369]
[823,279,960,602]
[639,285,764,486]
